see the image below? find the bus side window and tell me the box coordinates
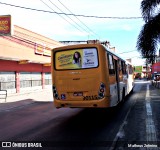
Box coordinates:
[119,60,122,72]
[108,54,115,74]
[129,65,133,74]
[121,61,126,74]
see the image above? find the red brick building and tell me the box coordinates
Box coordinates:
[0,25,63,93]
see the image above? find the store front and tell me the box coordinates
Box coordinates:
[0,25,63,93]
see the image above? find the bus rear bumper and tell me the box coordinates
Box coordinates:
[54,99,110,108]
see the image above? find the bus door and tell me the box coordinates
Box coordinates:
[114,58,120,103]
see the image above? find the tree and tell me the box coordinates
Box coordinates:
[137,0,160,64]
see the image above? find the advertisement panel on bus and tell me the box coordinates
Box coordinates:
[55,48,98,70]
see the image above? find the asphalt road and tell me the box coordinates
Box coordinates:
[0,80,160,150]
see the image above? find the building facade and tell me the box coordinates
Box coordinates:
[152,62,160,74]
[151,50,160,75]
[134,65,151,79]
[0,25,63,93]
[155,50,160,63]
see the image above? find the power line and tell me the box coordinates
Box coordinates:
[57,0,99,38]
[47,0,90,36]
[0,2,143,20]
[118,50,137,54]
[40,0,86,35]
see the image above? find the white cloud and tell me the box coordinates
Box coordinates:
[0,0,143,35]
[0,0,145,65]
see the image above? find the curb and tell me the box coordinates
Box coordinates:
[0,89,53,112]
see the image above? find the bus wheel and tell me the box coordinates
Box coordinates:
[130,88,134,94]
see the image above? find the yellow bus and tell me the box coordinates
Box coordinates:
[51,43,134,108]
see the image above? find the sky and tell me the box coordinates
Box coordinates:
[0,0,146,65]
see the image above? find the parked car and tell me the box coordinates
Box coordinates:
[154,73,160,81]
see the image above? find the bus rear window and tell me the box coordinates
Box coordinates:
[55,48,98,70]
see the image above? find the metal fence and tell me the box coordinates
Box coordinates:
[0,81,16,90]
[0,72,52,92]
[20,80,42,88]
[0,72,16,92]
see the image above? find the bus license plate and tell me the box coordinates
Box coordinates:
[73,92,83,96]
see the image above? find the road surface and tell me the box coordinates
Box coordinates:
[0,80,160,150]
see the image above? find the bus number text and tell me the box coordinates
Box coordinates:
[83,95,98,100]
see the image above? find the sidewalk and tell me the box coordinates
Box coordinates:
[0,88,53,112]
[151,80,160,89]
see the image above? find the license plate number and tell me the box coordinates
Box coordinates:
[73,92,83,96]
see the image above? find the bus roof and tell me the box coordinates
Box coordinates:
[102,45,126,62]
[53,43,127,63]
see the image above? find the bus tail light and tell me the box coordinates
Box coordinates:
[98,83,105,99]
[53,85,59,100]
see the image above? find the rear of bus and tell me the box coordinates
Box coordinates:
[51,44,110,108]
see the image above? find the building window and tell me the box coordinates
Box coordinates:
[129,65,133,74]
[20,72,42,88]
[0,72,16,91]
[45,73,52,85]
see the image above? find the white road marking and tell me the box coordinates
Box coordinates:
[145,84,158,149]
[150,96,160,98]
[110,83,159,150]
[109,98,136,150]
